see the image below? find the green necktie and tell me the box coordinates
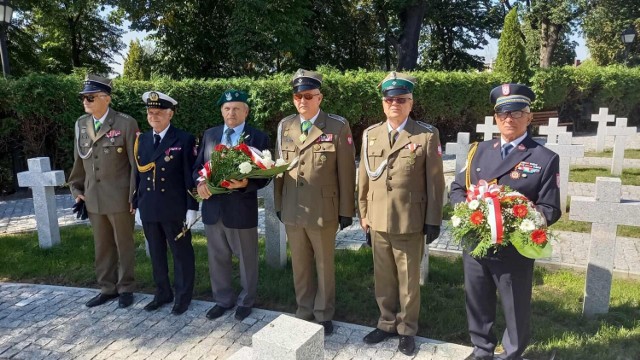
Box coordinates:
[301,120,312,135]
[94,120,102,132]
[389,129,398,147]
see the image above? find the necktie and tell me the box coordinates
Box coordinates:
[502,143,514,159]
[94,120,101,132]
[389,129,398,147]
[301,120,312,135]
[154,134,161,150]
[225,128,235,146]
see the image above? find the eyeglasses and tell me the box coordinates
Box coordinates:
[383,97,411,104]
[293,93,321,101]
[78,94,109,103]
[495,111,529,119]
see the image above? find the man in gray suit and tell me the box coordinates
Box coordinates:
[68,74,139,308]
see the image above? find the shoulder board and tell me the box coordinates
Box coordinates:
[327,113,346,124]
[278,114,297,126]
[364,122,385,132]
[416,121,435,133]
[116,112,133,119]
[77,114,91,122]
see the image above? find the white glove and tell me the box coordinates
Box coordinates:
[185,210,198,228]
[135,209,142,226]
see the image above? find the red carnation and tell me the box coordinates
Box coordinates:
[220,180,231,188]
[531,229,547,245]
[513,204,528,218]
[214,144,227,152]
[470,210,484,225]
[235,143,252,157]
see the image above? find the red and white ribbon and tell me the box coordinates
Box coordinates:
[466,179,501,202]
[467,180,504,244]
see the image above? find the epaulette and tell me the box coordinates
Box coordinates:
[278,114,297,126]
[77,113,91,121]
[117,112,133,119]
[328,113,347,124]
[364,122,385,132]
[416,120,435,133]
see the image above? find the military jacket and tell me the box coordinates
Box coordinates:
[133,125,199,222]
[358,118,445,234]
[68,108,138,214]
[274,110,356,228]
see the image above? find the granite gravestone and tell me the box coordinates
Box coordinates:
[445,132,471,174]
[605,118,637,176]
[590,108,615,152]
[539,117,568,145]
[545,133,584,212]
[476,116,500,141]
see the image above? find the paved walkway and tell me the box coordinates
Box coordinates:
[0,283,471,360]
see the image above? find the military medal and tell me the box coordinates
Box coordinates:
[170,155,174,159]
[284,131,289,137]
[104,148,110,154]
[164,156,171,162]
[117,147,123,153]
[110,137,115,143]
[314,144,320,150]
[299,134,307,142]
[81,128,86,134]
[320,154,327,162]
[510,170,520,179]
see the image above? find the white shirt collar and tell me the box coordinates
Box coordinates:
[154,124,171,140]
[501,132,528,148]
[300,110,321,124]
[92,108,109,124]
[387,118,409,133]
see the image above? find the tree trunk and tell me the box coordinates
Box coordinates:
[396,0,427,70]
[539,20,561,68]
[68,18,81,67]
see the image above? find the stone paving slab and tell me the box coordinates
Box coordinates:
[0,283,471,360]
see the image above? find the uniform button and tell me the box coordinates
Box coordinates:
[147,187,151,191]
[299,183,304,187]
[94,144,98,147]
[94,156,98,159]
[301,161,305,165]
[95,167,99,171]
[147,177,151,181]
[387,186,392,191]
[161,189,165,192]
[388,165,393,169]
[161,168,166,171]
[388,176,392,180]
[161,178,165,182]
[299,172,304,176]
[96,179,100,183]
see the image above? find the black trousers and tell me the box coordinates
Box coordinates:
[463,245,535,360]
[142,221,195,306]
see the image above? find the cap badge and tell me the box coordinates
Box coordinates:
[225,92,232,101]
[297,78,303,84]
[149,92,159,101]
[501,84,510,96]
[392,81,397,85]
[234,92,239,98]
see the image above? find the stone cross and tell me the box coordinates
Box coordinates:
[260,183,287,268]
[476,116,500,141]
[445,132,471,174]
[539,117,567,144]
[605,118,637,176]
[590,108,615,152]
[546,133,584,212]
[569,177,640,317]
[17,157,66,248]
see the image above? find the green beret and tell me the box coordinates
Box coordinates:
[217,89,249,106]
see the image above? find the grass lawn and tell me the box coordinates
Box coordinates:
[584,149,640,159]
[569,166,640,186]
[1,226,640,359]
[550,213,640,238]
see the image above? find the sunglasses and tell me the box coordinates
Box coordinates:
[78,94,108,103]
[495,111,529,119]
[383,97,411,104]
[293,93,321,100]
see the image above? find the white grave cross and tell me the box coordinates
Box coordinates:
[16,157,66,248]
[570,177,640,317]
[539,117,567,144]
[605,117,637,176]
[445,132,471,174]
[545,133,584,212]
[476,116,499,141]
[590,108,615,152]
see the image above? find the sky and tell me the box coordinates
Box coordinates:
[110,26,590,76]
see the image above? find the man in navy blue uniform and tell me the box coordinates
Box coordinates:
[133,91,199,315]
[450,84,562,360]
[194,90,270,321]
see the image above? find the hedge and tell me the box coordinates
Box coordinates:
[1,65,639,193]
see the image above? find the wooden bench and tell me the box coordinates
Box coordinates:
[529,110,573,130]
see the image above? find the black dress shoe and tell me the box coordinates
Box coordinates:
[235,306,252,321]
[398,335,415,356]
[206,305,232,320]
[85,293,118,307]
[171,303,189,315]
[118,292,134,308]
[319,320,333,335]
[464,353,494,360]
[363,328,398,344]
[144,297,173,312]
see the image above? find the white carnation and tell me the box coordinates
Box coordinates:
[519,219,535,232]
[451,216,462,227]
[468,200,480,210]
[275,158,287,167]
[238,162,253,174]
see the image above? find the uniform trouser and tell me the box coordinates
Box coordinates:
[463,246,535,360]
[142,220,195,306]
[204,221,259,308]
[88,211,135,294]
[286,222,338,322]
[371,230,424,336]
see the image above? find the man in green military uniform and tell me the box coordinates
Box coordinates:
[358,72,445,355]
[274,69,356,335]
[68,74,139,308]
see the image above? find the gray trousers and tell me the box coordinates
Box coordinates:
[204,221,259,308]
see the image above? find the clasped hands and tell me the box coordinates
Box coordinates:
[276,212,353,231]
[197,178,248,199]
[360,218,440,244]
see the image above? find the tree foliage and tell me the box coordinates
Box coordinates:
[495,7,530,83]
[122,39,150,80]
